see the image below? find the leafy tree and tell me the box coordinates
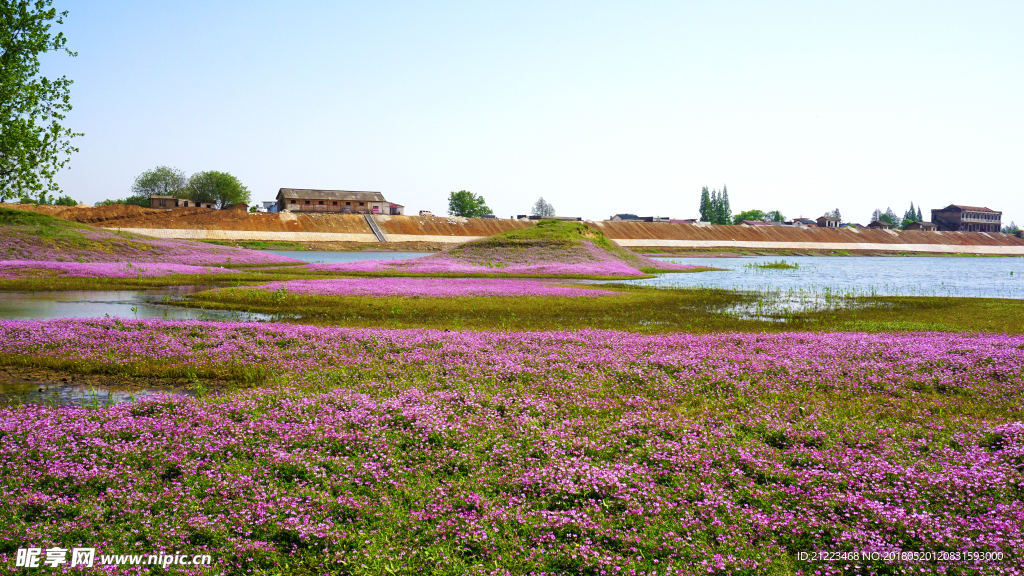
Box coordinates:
[732,209,766,224]
[0,1,81,200]
[131,166,187,198]
[698,186,712,222]
[879,207,899,226]
[870,208,882,223]
[765,210,786,222]
[186,171,250,209]
[1002,221,1019,234]
[531,196,555,218]
[447,190,491,218]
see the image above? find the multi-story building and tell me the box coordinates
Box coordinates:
[930,204,1002,232]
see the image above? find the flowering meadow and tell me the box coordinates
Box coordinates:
[1,319,1022,574]
[0,260,239,278]
[251,277,617,298]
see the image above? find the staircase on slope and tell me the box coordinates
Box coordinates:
[364,214,389,243]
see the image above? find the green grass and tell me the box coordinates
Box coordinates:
[202,240,309,251]
[746,259,799,269]
[182,285,1024,334]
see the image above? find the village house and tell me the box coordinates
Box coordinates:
[931,204,1002,232]
[276,189,404,215]
[903,221,938,231]
[867,220,894,229]
[816,215,840,228]
[148,195,215,209]
[607,214,671,222]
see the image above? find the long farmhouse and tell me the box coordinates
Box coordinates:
[276,189,404,215]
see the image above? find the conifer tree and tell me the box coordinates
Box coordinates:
[719,185,731,225]
[917,206,923,221]
[709,189,719,224]
[698,187,711,222]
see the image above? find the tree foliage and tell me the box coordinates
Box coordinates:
[531,197,555,218]
[447,190,491,218]
[765,210,786,222]
[0,0,81,200]
[699,186,732,224]
[186,171,250,209]
[132,165,186,198]
[732,209,766,224]
[823,208,842,223]
[698,187,711,222]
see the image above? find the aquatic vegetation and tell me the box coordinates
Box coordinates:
[0,260,239,278]
[250,277,617,298]
[745,259,799,269]
[0,319,1021,573]
[309,220,705,277]
[0,206,302,266]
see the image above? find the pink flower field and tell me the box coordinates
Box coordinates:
[253,277,617,298]
[0,260,239,278]
[0,319,1021,575]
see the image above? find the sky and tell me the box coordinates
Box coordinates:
[41,0,1024,224]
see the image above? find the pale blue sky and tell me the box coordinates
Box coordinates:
[48,1,1023,224]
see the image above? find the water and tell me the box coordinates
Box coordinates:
[631,255,1024,299]
[0,286,277,322]
[266,250,430,264]
[0,373,193,408]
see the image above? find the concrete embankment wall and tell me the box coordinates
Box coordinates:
[109,227,489,244]
[593,221,1024,255]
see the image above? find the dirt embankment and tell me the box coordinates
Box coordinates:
[593,221,1024,248]
[13,204,534,237]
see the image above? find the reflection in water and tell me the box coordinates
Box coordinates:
[0,377,192,408]
[0,285,280,322]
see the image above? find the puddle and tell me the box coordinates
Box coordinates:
[0,369,194,408]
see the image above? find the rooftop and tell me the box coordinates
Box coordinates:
[277,189,387,202]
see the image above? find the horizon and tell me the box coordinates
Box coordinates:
[38,1,1024,226]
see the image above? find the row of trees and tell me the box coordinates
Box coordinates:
[447,191,558,219]
[870,202,923,229]
[99,166,250,209]
[732,209,785,224]
[698,186,732,224]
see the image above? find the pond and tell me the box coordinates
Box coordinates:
[633,255,1024,299]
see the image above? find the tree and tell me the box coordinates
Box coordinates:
[1002,221,1019,234]
[698,186,712,222]
[824,208,842,223]
[0,1,81,200]
[879,207,899,225]
[447,190,491,218]
[186,171,250,209]
[765,210,786,222]
[716,184,733,223]
[917,206,923,221]
[870,208,883,223]
[531,197,555,218]
[131,166,187,198]
[732,209,766,224]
